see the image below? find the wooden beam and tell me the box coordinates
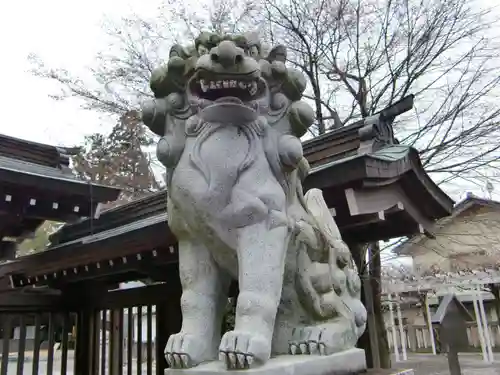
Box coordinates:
[0,241,17,262]
[0,290,62,311]
[133,264,174,282]
[9,248,176,288]
[0,167,119,202]
[1,229,176,284]
[64,280,181,311]
[50,192,167,246]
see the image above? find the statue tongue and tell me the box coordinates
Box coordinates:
[214,96,244,104]
[199,97,258,123]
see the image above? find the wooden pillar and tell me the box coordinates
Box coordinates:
[407,326,417,352]
[388,294,400,362]
[424,293,436,354]
[63,281,102,375]
[74,310,99,375]
[349,242,381,369]
[472,288,489,362]
[447,345,463,375]
[477,285,494,361]
[156,304,168,375]
[396,296,407,360]
[363,271,381,368]
[108,309,123,375]
[156,281,182,374]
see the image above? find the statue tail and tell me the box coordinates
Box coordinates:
[295,188,367,337]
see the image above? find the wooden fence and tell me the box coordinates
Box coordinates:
[0,283,181,375]
[0,311,74,375]
[387,322,500,353]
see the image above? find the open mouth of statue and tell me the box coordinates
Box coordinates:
[190,72,267,103]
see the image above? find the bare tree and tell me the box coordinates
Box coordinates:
[260,0,351,133]
[30,0,500,182]
[264,0,500,184]
[29,0,261,119]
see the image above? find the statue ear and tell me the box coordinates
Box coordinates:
[267,45,287,63]
[169,45,190,60]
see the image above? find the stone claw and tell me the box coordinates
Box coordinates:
[308,341,320,355]
[165,332,213,369]
[237,353,246,368]
[319,343,327,356]
[219,350,255,369]
[219,331,270,369]
[288,324,358,356]
[299,343,308,354]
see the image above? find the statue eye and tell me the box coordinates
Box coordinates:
[198,45,208,56]
[249,46,259,57]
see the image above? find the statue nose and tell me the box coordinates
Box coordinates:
[210,41,244,68]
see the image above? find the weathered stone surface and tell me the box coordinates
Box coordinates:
[166,349,366,375]
[142,32,367,371]
[366,370,414,375]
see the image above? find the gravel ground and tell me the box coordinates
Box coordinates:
[394,353,500,375]
[3,351,500,374]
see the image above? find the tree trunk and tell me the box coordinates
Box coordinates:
[370,242,391,368]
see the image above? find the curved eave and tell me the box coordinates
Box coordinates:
[406,149,454,218]
[306,145,453,242]
[0,159,121,203]
[363,147,454,219]
[307,146,453,220]
[0,134,70,169]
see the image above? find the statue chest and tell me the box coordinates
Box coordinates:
[170,121,286,226]
[172,123,265,197]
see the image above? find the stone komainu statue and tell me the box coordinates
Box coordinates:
[141,32,367,370]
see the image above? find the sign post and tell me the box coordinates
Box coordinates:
[430,294,474,375]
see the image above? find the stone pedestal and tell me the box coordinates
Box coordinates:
[366,370,414,375]
[166,348,367,375]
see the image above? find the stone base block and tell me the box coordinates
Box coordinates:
[366,369,414,375]
[166,348,367,375]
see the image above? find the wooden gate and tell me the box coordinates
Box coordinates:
[0,283,181,375]
[72,283,181,375]
[0,310,75,375]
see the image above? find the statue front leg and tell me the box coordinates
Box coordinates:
[166,238,229,368]
[219,218,288,369]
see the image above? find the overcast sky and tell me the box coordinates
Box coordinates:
[0,0,163,146]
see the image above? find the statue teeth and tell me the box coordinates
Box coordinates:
[199,79,258,96]
[248,81,258,96]
[200,80,209,92]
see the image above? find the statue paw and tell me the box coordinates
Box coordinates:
[289,324,358,356]
[165,332,212,368]
[219,330,270,369]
